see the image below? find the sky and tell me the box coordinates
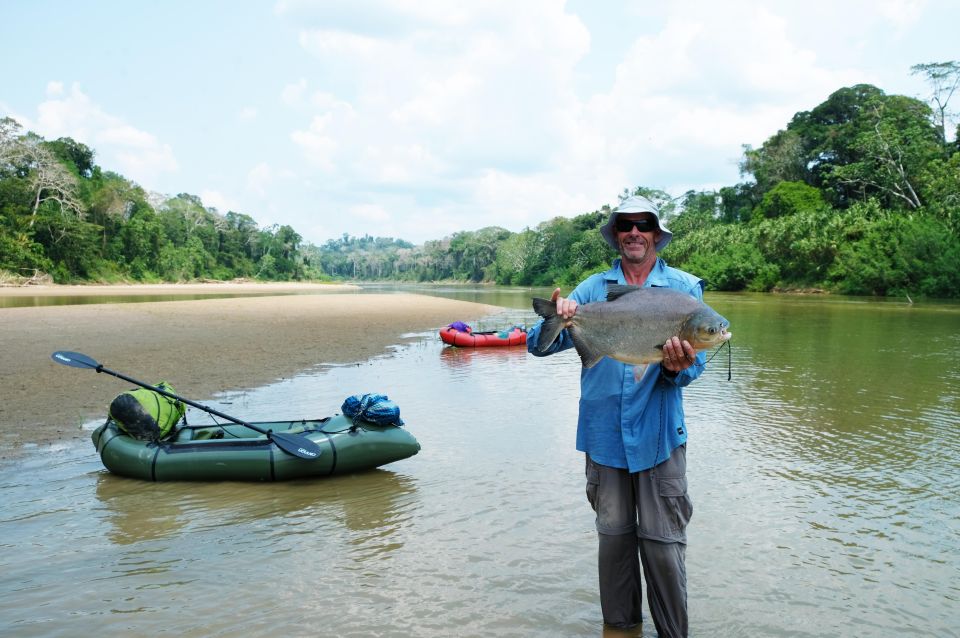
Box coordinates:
[2,0,957,246]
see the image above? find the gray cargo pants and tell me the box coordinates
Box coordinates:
[585,446,692,637]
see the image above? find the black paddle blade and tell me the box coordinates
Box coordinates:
[270,431,322,460]
[52,351,99,369]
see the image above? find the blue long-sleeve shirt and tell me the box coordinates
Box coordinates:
[527,258,706,472]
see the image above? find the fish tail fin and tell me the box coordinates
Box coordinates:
[532,297,565,352]
[569,328,606,368]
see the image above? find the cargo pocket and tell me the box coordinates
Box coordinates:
[585,456,600,512]
[658,476,693,537]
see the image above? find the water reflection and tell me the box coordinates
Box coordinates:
[94,476,188,544]
[94,469,417,552]
[439,344,529,372]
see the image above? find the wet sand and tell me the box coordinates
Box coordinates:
[0,283,498,456]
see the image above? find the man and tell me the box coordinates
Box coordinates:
[527,195,704,637]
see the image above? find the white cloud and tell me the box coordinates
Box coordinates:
[246,162,296,198]
[878,0,925,27]
[289,113,341,172]
[246,162,274,197]
[281,78,309,106]
[0,101,32,131]
[282,0,867,229]
[46,81,65,97]
[200,189,241,214]
[283,0,592,214]
[470,169,602,228]
[351,203,390,222]
[98,124,163,147]
[298,29,383,57]
[237,106,258,121]
[32,82,178,186]
[550,0,872,198]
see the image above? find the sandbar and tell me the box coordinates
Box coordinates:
[0,283,498,458]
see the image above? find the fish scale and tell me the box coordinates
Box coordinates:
[532,284,732,368]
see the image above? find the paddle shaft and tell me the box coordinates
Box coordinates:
[52,350,321,459]
[91,364,277,435]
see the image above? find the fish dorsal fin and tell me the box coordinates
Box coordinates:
[606,284,642,302]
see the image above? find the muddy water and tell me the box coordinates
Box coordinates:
[1,291,958,637]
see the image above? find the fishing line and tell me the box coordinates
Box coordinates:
[727,340,732,380]
[653,385,665,468]
[651,339,731,468]
[700,340,732,380]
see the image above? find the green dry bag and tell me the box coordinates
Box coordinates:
[108,381,186,441]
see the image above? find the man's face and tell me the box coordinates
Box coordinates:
[615,213,660,265]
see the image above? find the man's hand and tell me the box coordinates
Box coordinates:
[551,287,578,320]
[661,336,696,373]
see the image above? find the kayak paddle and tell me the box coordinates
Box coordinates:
[51,350,321,461]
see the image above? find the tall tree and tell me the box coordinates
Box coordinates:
[828,95,940,209]
[0,119,84,225]
[45,137,96,178]
[784,84,885,205]
[741,130,808,193]
[911,61,960,145]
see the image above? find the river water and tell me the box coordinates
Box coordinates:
[1,287,958,637]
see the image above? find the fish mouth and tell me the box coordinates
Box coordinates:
[702,329,731,347]
[693,329,732,349]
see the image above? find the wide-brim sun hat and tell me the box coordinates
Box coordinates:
[600,195,673,252]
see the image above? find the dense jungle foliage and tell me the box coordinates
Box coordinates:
[0,117,320,284]
[2,65,959,297]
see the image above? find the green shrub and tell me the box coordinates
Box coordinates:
[828,213,960,297]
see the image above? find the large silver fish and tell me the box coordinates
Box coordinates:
[532,284,732,368]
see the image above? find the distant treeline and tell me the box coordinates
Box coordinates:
[320,75,960,298]
[0,117,321,284]
[3,65,959,297]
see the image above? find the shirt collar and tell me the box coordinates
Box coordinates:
[604,257,669,286]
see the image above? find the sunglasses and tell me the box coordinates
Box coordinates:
[615,218,657,233]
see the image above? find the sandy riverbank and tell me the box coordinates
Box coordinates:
[0,283,499,457]
[0,281,361,296]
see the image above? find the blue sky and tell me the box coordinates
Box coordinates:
[3,0,957,245]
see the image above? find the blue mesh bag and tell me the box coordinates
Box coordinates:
[341,393,405,427]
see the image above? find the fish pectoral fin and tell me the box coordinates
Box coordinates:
[580,353,605,368]
[570,331,605,368]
